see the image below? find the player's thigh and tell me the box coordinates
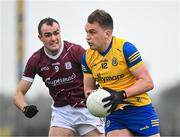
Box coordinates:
[106,129,134,137]
[149,133,161,137]
[48,126,76,137]
[82,128,104,137]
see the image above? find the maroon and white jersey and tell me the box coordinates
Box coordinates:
[22,40,86,107]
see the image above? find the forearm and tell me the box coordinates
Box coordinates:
[13,80,32,111]
[13,91,27,111]
[84,86,96,98]
[125,78,154,98]
[84,76,96,97]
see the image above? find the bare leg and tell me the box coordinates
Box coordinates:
[149,133,161,137]
[83,128,104,137]
[49,126,76,137]
[106,129,134,137]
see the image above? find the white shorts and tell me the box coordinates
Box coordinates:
[50,105,105,136]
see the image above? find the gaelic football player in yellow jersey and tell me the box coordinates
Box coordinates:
[82,9,160,137]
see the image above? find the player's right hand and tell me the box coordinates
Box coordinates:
[23,105,39,118]
[85,89,97,98]
[85,91,93,98]
[102,88,125,113]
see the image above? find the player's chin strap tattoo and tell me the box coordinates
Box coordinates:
[102,87,131,113]
[23,105,39,118]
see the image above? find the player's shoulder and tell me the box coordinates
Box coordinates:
[28,47,44,61]
[63,40,85,52]
[24,47,44,68]
[112,36,137,52]
[112,36,127,49]
[85,48,98,59]
[122,41,139,56]
[113,36,127,43]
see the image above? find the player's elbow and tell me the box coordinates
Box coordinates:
[147,79,154,91]
[12,93,18,105]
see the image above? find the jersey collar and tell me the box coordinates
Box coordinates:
[44,40,64,60]
[98,37,113,56]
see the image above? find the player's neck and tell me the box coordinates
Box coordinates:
[45,48,60,56]
[44,47,62,60]
[99,37,112,52]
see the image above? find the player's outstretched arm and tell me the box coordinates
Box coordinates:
[13,80,38,118]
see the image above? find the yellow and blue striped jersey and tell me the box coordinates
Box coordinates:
[82,36,151,109]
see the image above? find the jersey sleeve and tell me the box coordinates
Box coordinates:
[123,42,144,70]
[81,52,93,76]
[22,56,37,82]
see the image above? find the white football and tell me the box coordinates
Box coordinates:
[86,88,111,117]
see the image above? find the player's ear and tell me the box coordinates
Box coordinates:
[104,29,112,38]
[38,35,43,42]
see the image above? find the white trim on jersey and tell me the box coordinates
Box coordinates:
[22,76,34,83]
[44,40,64,60]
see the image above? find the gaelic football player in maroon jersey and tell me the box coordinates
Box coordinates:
[13,17,104,137]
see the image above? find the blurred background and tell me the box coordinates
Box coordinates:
[0,0,180,136]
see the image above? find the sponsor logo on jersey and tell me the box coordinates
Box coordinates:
[65,62,72,70]
[140,125,149,131]
[40,66,50,71]
[45,73,76,86]
[52,62,60,66]
[99,118,105,124]
[91,63,97,68]
[101,59,108,63]
[136,97,141,102]
[81,64,87,72]
[95,73,124,83]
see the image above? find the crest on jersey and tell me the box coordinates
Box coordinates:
[65,62,72,70]
[112,57,118,66]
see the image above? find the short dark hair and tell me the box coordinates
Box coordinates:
[38,17,59,35]
[87,9,113,30]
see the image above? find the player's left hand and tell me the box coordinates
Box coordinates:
[102,87,126,113]
[23,105,39,118]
